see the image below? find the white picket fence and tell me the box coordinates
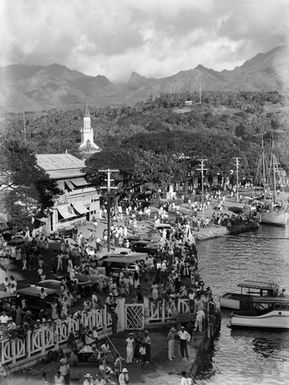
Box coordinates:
[0,297,191,371]
[145,298,190,324]
[0,305,114,368]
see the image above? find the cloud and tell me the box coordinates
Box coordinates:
[1,0,288,81]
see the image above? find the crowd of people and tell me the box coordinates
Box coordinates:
[0,192,226,384]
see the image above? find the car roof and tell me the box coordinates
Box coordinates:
[0,291,15,300]
[102,253,147,263]
[17,286,58,297]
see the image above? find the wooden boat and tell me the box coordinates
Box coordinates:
[260,208,288,227]
[256,138,288,227]
[220,281,279,310]
[228,297,289,330]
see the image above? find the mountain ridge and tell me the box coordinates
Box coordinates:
[1,46,288,112]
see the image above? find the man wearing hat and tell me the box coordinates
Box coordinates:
[83,373,94,385]
[118,368,129,385]
[177,326,191,359]
[167,327,177,360]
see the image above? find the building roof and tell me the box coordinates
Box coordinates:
[36,154,85,171]
[36,153,85,179]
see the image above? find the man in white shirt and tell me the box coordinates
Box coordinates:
[178,326,191,359]
[180,371,192,385]
[0,312,10,325]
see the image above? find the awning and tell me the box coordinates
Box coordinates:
[36,217,48,223]
[64,180,74,190]
[70,177,89,187]
[72,202,88,215]
[57,204,75,219]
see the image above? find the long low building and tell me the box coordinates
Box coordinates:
[36,153,99,233]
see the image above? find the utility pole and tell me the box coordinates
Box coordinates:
[233,157,241,203]
[99,169,119,252]
[197,159,207,219]
[23,112,27,147]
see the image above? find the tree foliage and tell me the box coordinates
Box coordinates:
[1,140,60,229]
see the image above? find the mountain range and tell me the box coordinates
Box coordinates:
[0,46,288,112]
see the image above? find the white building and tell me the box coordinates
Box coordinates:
[79,104,101,157]
[36,153,100,232]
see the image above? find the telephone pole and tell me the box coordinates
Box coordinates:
[197,159,207,219]
[233,157,241,203]
[99,169,119,252]
[23,112,27,147]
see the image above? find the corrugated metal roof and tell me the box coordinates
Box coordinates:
[36,154,85,171]
[47,169,85,179]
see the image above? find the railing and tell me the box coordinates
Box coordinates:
[0,304,116,369]
[144,298,190,325]
[1,297,193,371]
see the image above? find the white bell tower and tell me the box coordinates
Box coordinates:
[79,104,101,153]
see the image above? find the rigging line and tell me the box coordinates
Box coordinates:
[102,326,123,359]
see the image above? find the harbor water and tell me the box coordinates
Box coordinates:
[197,225,289,385]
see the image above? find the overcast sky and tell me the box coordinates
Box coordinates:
[1,0,288,81]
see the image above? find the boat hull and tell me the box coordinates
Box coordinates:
[220,293,241,310]
[260,210,288,227]
[229,310,289,330]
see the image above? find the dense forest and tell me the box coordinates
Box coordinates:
[1,90,288,180]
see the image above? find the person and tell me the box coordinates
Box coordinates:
[114,356,124,380]
[111,308,118,339]
[94,373,106,385]
[167,326,176,360]
[180,371,192,385]
[59,355,70,385]
[82,373,94,385]
[118,368,129,385]
[125,334,134,364]
[139,342,146,366]
[41,372,49,385]
[279,288,287,297]
[54,371,64,385]
[194,309,205,332]
[143,330,151,363]
[178,326,191,359]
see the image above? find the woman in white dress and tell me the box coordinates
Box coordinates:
[125,334,134,364]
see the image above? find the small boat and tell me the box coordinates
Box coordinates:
[220,281,279,310]
[228,297,289,330]
[260,208,288,227]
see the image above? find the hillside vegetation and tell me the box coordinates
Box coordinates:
[1,91,289,180]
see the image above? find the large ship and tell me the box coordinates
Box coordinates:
[256,138,288,227]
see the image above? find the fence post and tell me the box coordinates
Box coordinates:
[143,297,150,326]
[162,299,166,323]
[116,297,125,331]
[11,339,16,365]
[41,326,46,355]
[26,330,31,359]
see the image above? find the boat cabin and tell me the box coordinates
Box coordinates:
[237,281,279,297]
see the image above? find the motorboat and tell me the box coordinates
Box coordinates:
[228,296,289,330]
[220,281,279,310]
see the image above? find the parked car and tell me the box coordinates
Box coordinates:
[130,240,159,255]
[49,227,75,240]
[37,280,62,291]
[7,235,26,247]
[17,285,58,316]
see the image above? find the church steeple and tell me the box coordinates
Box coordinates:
[79,104,101,156]
[84,102,90,117]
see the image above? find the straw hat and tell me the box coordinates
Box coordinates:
[122,368,128,373]
[84,373,93,378]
